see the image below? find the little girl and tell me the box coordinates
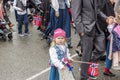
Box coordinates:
[49,28,74,80]
[108,6,120,70]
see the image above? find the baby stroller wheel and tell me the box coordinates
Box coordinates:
[8,33,13,40]
[2,34,7,41]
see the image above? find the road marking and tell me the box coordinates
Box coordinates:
[26,54,78,80]
[26,67,50,80]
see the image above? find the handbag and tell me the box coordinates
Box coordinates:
[88,63,99,77]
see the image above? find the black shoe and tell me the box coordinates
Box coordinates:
[42,35,48,39]
[75,49,82,57]
[103,71,115,77]
[68,44,73,48]
[100,55,106,61]
[37,27,41,30]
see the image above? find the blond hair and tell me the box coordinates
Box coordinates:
[50,38,67,47]
[116,6,120,24]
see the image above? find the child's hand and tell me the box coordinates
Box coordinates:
[55,11,59,17]
[61,66,66,70]
[68,59,74,63]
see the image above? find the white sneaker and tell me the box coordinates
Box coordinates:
[112,66,120,70]
[24,33,32,36]
[19,34,24,37]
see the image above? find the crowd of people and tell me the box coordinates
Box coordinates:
[49,0,120,80]
[1,0,120,80]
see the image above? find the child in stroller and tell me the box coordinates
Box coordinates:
[0,19,13,41]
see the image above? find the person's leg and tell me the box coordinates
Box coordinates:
[111,51,120,70]
[44,23,52,37]
[105,41,112,69]
[80,35,93,80]
[17,14,23,34]
[49,8,58,36]
[118,51,120,62]
[63,7,71,38]
[112,51,119,67]
[62,7,71,47]
[24,14,29,34]
[75,40,82,57]
[103,41,115,77]
[43,8,56,40]
[91,33,105,62]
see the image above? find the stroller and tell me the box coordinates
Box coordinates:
[27,0,50,33]
[27,0,44,23]
[37,0,50,33]
[0,19,13,41]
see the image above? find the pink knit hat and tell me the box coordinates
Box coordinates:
[53,28,66,39]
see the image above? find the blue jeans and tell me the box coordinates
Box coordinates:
[105,41,112,69]
[17,13,29,34]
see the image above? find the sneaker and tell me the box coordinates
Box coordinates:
[112,66,120,70]
[19,34,24,37]
[103,71,115,77]
[24,33,32,36]
[68,44,73,48]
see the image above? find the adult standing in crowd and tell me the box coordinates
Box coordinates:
[71,0,114,80]
[13,0,31,37]
[44,0,72,48]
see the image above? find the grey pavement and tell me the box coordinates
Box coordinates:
[0,7,120,80]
